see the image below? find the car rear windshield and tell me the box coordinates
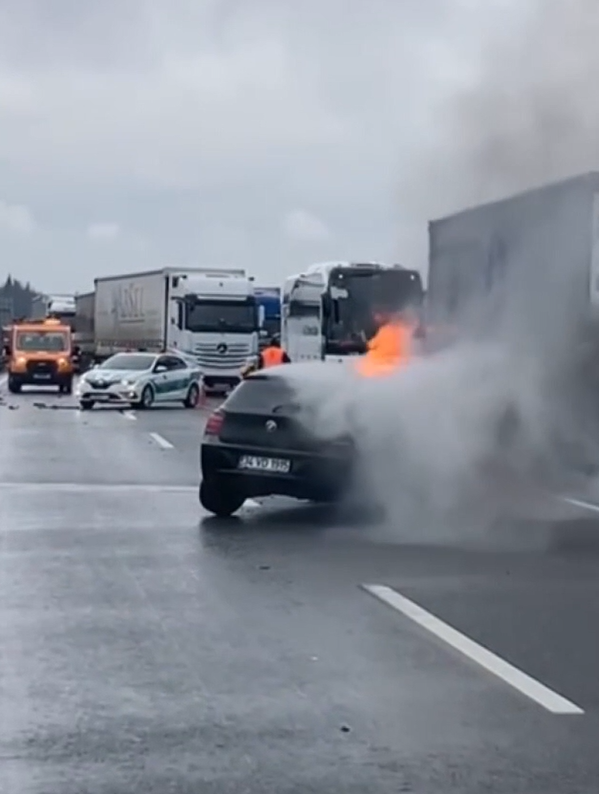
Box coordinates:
[224,375,297,413]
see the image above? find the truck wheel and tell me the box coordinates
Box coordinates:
[7,376,21,394]
[199,478,245,517]
[135,384,154,410]
[184,382,200,408]
[79,400,94,410]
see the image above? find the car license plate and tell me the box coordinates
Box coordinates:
[238,455,291,473]
[33,374,52,380]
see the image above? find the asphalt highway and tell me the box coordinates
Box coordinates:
[3,376,599,793]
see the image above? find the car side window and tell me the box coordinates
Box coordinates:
[154,356,170,370]
[166,356,186,370]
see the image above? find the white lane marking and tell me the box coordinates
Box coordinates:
[363,584,584,715]
[561,496,599,514]
[149,432,174,449]
[122,410,137,420]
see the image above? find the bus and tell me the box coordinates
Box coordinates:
[281,261,424,363]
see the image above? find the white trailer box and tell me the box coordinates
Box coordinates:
[427,172,599,346]
[94,268,211,357]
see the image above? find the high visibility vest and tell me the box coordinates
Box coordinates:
[355,321,412,378]
[261,346,286,367]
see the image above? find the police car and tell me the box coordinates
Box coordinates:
[76,351,202,410]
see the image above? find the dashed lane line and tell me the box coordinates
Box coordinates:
[363,584,584,716]
[122,410,137,420]
[149,432,174,449]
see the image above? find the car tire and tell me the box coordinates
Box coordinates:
[7,376,21,394]
[80,400,94,410]
[184,382,200,408]
[199,477,245,517]
[135,384,154,410]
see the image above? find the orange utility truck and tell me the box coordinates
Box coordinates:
[2,317,76,394]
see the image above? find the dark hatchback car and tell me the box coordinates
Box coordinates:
[199,369,356,516]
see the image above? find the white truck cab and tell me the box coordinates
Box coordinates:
[172,269,259,391]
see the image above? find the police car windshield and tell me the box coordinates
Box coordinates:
[99,354,155,371]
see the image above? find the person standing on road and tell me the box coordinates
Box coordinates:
[259,334,291,368]
[240,334,291,378]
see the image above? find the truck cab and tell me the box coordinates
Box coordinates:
[3,318,76,394]
[174,271,259,392]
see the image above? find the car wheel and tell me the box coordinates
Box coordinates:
[7,376,21,394]
[136,384,154,410]
[199,477,245,517]
[184,382,200,408]
[80,400,94,410]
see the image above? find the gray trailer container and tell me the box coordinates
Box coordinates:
[73,291,95,369]
[427,172,599,345]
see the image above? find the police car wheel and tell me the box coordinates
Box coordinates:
[136,385,154,410]
[184,383,200,408]
[199,478,245,517]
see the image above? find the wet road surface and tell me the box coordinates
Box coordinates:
[3,377,599,792]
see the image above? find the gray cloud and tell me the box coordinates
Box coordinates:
[0,0,527,291]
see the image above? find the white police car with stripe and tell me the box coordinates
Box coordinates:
[76,352,202,411]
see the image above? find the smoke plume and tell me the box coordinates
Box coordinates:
[416,0,599,217]
[290,1,599,542]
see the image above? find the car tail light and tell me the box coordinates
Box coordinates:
[204,410,224,438]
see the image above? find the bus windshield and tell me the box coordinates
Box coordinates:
[324,268,423,353]
[185,300,258,333]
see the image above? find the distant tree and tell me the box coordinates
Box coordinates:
[0,275,40,320]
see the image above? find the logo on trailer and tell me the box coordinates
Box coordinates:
[265,420,277,433]
[216,343,228,354]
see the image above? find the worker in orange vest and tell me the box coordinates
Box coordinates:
[241,334,291,378]
[259,334,291,368]
[355,305,416,378]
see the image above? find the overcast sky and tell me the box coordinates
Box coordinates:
[0,0,577,293]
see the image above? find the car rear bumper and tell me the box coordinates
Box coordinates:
[201,441,354,500]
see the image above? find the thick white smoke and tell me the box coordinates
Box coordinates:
[283,1,599,541]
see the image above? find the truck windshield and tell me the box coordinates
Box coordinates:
[186,301,258,333]
[324,269,423,353]
[15,331,68,352]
